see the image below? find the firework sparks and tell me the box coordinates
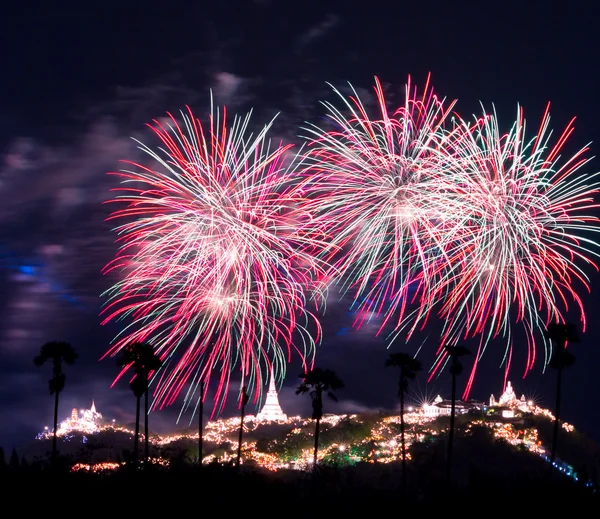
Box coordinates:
[101,77,600,413]
[101,101,329,419]
[297,76,600,397]
[296,75,466,335]
[422,103,600,396]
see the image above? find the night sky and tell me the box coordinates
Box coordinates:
[2,1,600,451]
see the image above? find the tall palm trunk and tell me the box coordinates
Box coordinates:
[296,368,344,470]
[543,322,579,473]
[133,394,141,468]
[52,390,59,462]
[34,341,77,468]
[385,352,422,493]
[144,386,149,466]
[550,364,564,468]
[198,381,204,467]
[236,392,247,469]
[447,372,457,483]
[313,417,320,467]
[399,371,407,493]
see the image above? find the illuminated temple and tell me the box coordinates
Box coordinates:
[37,400,106,439]
[255,369,287,422]
[60,400,104,434]
[489,381,532,417]
[421,381,531,418]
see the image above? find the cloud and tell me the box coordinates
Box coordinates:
[294,14,339,54]
[212,72,245,103]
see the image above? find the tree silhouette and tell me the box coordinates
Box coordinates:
[198,380,205,467]
[385,351,422,492]
[296,368,344,467]
[9,448,19,471]
[443,344,471,483]
[116,341,162,468]
[236,385,250,469]
[33,340,77,464]
[544,321,580,471]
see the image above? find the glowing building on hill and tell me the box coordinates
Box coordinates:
[422,395,474,417]
[59,400,104,435]
[37,400,105,439]
[419,381,532,419]
[255,369,287,422]
[489,381,533,417]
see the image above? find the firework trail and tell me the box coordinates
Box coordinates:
[296,75,466,337]
[420,103,600,397]
[100,100,329,419]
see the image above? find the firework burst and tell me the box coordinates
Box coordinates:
[296,75,467,336]
[101,101,329,418]
[421,103,600,396]
[297,75,600,398]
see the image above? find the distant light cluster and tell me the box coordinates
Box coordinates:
[36,401,136,441]
[39,393,577,478]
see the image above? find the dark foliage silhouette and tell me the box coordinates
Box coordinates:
[33,340,77,463]
[9,448,19,470]
[385,351,422,492]
[116,342,162,468]
[296,367,344,466]
[198,380,205,466]
[443,344,471,483]
[545,321,580,470]
[236,385,250,468]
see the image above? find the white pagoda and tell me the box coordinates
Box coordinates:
[256,369,287,422]
[489,381,531,416]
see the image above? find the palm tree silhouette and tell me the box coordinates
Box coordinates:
[385,351,422,493]
[116,341,162,468]
[544,321,580,471]
[296,367,344,467]
[198,380,205,467]
[443,344,471,483]
[236,385,250,469]
[33,340,77,464]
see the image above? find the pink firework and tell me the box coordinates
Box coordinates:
[298,75,600,399]
[297,75,463,336]
[423,103,600,398]
[101,104,328,418]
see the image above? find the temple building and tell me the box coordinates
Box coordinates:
[255,369,287,422]
[69,400,102,426]
[422,395,479,417]
[37,400,106,439]
[419,381,532,419]
[489,381,532,417]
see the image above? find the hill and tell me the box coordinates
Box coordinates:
[2,415,599,513]
[9,403,600,499]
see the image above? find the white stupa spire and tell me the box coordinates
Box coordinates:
[256,368,287,422]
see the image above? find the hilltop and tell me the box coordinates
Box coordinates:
[4,406,600,512]
[11,401,600,483]
[6,376,600,512]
